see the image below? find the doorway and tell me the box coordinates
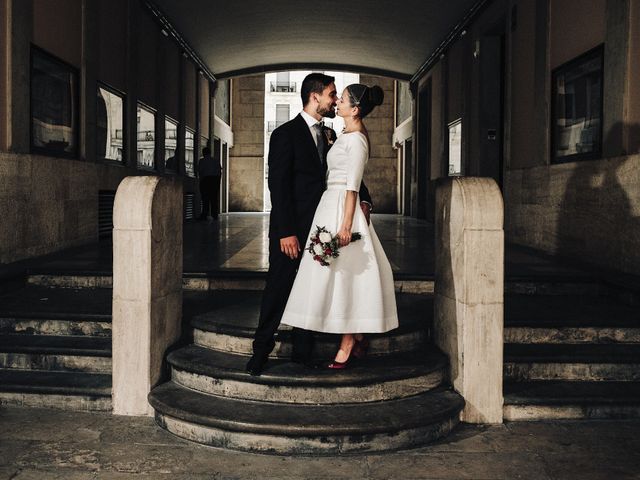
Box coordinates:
[415,80,432,220]
[478,32,505,188]
[402,138,413,216]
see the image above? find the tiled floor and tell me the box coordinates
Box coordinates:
[6,213,592,280]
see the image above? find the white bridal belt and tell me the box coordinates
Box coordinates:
[326,181,348,191]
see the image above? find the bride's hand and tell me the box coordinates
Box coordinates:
[337,227,351,247]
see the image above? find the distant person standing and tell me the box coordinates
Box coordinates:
[198,146,222,221]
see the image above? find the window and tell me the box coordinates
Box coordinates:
[448,119,462,176]
[165,117,178,172]
[137,104,155,170]
[271,72,296,92]
[185,128,195,176]
[30,46,79,157]
[268,104,290,132]
[396,81,412,126]
[551,45,603,163]
[97,85,124,162]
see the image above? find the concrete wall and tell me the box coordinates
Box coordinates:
[503,0,640,274]
[509,0,538,170]
[409,0,640,275]
[229,75,265,212]
[0,152,143,263]
[549,0,606,70]
[629,0,640,153]
[0,0,212,264]
[505,153,640,274]
[0,0,8,151]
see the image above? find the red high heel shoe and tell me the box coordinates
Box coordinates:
[353,337,369,359]
[328,348,354,369]
[327,357,350,369]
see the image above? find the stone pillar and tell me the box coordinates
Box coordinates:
[229,74,264,211]
[434,177,504,424]
[81,0,98,163]
[1,0,32,153]
[603,0,632,157]
[112,176,183,416]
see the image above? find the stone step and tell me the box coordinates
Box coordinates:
[28,272,436,294]
[27,273,113,289]
[0,285,112,317]
[0,369,112,411]
[148,381,464,455]
[504,275,603,296]
[0,335,112,373]
[0,317,112,337]
[25,270,609,297]
[185,291,431,357]
[505,326,640,344]
[505,293,640,344]
[168,345,448,404]
[505,294,639,327]
[0,286,112,337]
[504,344,640,381]
[503,381,640,420]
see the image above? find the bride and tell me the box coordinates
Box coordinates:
[280,83,398,368]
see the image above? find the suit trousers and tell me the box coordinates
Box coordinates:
[199,175,220,218]
[253,241,315,361]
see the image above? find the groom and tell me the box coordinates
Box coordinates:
[246,73,373,376]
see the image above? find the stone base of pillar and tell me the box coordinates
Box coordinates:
[112,176,183,416]
[435,177,504,424]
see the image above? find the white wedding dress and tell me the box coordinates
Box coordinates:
[280,132,398,334]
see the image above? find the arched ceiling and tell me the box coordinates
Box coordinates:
[149,0,485,80]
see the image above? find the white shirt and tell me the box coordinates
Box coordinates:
[300,110,322,147]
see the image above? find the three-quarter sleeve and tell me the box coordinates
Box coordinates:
[345,133,369,192]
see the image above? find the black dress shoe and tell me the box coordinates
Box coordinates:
[246,354,268,376]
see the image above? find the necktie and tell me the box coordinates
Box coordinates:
[313,123,324,164]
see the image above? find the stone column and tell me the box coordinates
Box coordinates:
[81,0,98,163]
[229,74,264,211]
[112,176,183,416]
[603,0,632,157]
[434,177,504,424]
[1,0,32,153]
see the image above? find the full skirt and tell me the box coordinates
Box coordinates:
[280,189,398,334]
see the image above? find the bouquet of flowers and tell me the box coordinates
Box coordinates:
[307,226,362,267]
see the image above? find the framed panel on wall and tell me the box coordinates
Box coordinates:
[97,84,125,163]
[30,46,79,158]
[551,45,604,164]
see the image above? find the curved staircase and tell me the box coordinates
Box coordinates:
[148,291,465,455]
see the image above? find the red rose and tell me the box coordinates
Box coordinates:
[324,248,332,255]
[313,255,321,261]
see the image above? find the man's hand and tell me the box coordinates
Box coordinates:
[360,202,371,225]
[280,235,300,259]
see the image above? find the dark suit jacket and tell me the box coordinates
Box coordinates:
[268,114,372,242]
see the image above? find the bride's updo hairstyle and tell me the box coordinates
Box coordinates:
[346,84,384,119]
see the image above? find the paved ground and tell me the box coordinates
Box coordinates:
[1,407,639,479]
[3,213,590,280]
